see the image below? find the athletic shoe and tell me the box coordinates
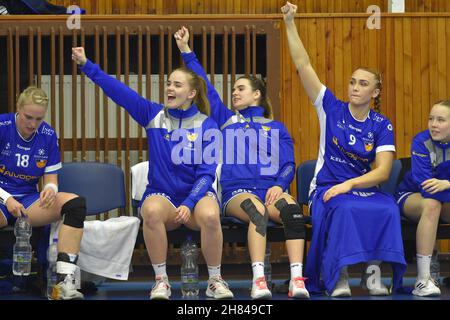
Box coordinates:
[412,277,441,297]
[360,272,390,296]
[150,275,171,300]
[50,274,84,300]
[331,271,351,297]
[251,277,272,300]
[288,277,310,299]
[206,276,234,299]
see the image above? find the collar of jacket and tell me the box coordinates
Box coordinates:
[168,104,199,119]
[238,106,265,119]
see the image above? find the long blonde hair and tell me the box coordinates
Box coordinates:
[171,67,210,116]
[17,86,49,109]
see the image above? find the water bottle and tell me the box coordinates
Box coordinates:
[12,216,32,276]
[47,238,58,299]
[264,244,272,290]
[430,249,440,286]
[180,236,199,298]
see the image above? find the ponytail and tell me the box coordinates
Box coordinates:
[172,67,210,116]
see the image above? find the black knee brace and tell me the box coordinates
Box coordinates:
[240,198,269,237]
[61,197,86,229]
[276,199,306,240]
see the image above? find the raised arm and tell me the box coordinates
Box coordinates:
[174,27,233,127]
[282,2,323,103]
[72,47,161,128]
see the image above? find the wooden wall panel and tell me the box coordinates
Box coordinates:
[48,0,450,15]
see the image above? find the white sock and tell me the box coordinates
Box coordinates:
[290,263,303,279]
[208,265,221,279]
[252,262,265,282]
[152,262,167,278]
[417,254,432,280]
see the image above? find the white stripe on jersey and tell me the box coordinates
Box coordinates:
[376,145,396,153]
[309,85,327,196]
[45,162,62,173]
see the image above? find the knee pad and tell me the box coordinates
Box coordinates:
[61,197,86,229]
[240,198,269,237]
[276,199,306,240]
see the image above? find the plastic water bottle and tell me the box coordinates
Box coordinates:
[12,216,32,276]
[264,244,272,290]
[47,238,58,299]
[180,236,199,298]
[430,249,440,286]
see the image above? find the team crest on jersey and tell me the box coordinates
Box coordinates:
[364,142,374,152]
[164,133,171,141]
[187,133,198,142]
[1,143,11,156]
[262,125,271,132]
[36,159,47,168]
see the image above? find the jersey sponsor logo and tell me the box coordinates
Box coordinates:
[1,143,11,156]
[337,120,345,130]
[372,114,384,123]
[41,126,55,136]
[16,144,31,151]
[330,155,356,168]
[348,124,362,133]
[332,136,370,163]
[0,120,12,126]
[0,164,39,181]
[352,191,375,197]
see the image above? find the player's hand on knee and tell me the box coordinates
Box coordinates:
[323,181,352,202]
[6,197,26,218]
[175,205,191,224]
[39,188,56,209]
[71,47,87,66]
[422,178,450,194]
[265,186,283,206]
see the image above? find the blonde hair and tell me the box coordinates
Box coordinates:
[237,75,273,119]
[357,67,382,113]
[435,100,450,108]
[171,68,210,116]
[17,86,49,109]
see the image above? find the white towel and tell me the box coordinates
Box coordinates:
[49,216,141,281]
[131,161,149,201]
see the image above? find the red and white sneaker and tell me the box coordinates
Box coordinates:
[288,277,310,299]
[251,277,272,300]
[206,276,234,299]
[150,275,171,300]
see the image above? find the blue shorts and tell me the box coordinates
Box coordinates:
[139,189,218,213]
[221,188,268,216]
[394,190,414,216]
[0,193,40,225]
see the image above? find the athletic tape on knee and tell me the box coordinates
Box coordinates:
[279,203,306,240]
[274,198,289,212]
[240,198,269,237]
[61,197,86,229]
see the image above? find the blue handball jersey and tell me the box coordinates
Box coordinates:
[0,113,62,196]
[311,86,396,192]
[397,130,449,202]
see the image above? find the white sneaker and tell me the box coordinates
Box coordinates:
[288,277,310,299]
[331,272,351,297]
[360,272,390,296]
[150,275,171,300]
[412,278,441,297]
[206,276,234,299]
[251,277,272,300]
[50,274,84,300]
